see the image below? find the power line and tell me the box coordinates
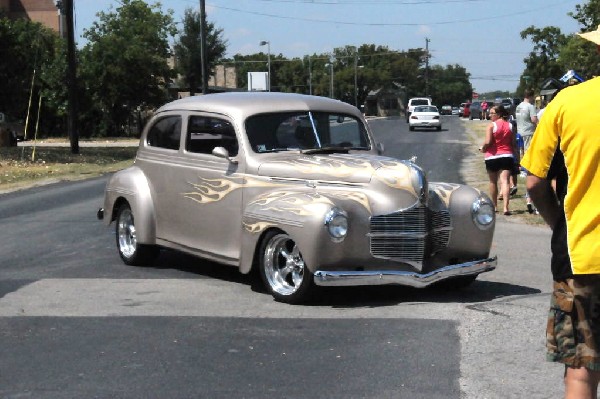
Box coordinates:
[208,1,572,26]
[246,0,484,3]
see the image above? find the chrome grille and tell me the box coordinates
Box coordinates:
[369,206,451,262]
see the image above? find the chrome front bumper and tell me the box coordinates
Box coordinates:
[313,256,497,288]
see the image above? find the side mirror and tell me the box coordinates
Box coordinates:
[336,116,345,123]
[212,146,238,164]
[376,142,384,155]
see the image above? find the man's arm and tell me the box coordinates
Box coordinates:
[530,104,539,125]
[526,174,560,228]
[531,114,539,125]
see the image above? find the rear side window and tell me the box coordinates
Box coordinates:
[146,116,182,150]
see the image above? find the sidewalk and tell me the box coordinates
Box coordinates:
[17,139,139,147]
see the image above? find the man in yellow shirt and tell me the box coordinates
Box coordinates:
[522,25,600,399]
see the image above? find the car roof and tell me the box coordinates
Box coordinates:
[155,92,362,120]
[408,97,431,102]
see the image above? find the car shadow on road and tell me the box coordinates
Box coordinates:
[312,280,541,308]
[152,249,540,308]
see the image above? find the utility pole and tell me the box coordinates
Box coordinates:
[308,56,312,95]
[199,0,208,94]
[65,0,79,154]
[354,51,358,107]
[425,37,430,98]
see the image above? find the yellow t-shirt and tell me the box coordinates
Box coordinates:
[521,77,600,275]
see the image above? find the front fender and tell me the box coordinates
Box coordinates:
[442,183,495,257]
[240,187,369,273]
[103,166,157,245]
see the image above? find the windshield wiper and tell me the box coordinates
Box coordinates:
[260,147,301,153]
[302,146,352,154]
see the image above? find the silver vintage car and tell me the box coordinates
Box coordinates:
[98,92,497,303]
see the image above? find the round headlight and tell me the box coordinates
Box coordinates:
[471,197,495,229]
[324,208,348,241]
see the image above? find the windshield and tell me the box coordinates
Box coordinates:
[245,111,370,153]
[411,99,429,106]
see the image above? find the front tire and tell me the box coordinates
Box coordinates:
[259,231,314,304]
[115,203,158,266]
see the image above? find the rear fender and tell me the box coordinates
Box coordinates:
[103,166,157,244]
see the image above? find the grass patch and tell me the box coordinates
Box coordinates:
[0,146,137,193]
[460,119,545,225]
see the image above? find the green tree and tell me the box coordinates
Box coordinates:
[231,43,473,109]
[79,0,177,136]
[518,26,567,95]
[0,15,61,135]
[173,8,227,95]
[518,1,600,92]
[229,53,271,91]
[427,64,472,106]
[274,57,307,93]
[37,39,70,136]
[561,0,600,79]
[559,34,600,79]
[568,0,600,30]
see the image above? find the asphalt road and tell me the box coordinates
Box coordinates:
[0,116,561,398]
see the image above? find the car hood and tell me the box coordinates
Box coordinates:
[257,153,418,186]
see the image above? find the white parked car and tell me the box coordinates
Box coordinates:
[409,105,442,131]
[405,97,432,122]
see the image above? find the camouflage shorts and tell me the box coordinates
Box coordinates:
[547,276,600,371]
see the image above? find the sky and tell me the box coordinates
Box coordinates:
[73,0,583,94]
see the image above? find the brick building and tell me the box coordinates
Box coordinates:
[0,0,62,34]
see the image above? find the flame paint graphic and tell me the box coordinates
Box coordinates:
[374,165,416,194]
[182,155,416,212]
[249,191,335,216]
[269,156,376,178]
[243,221,277,233]
[183,176,280,204]
[430,183,461,206]
[327,191,371,213]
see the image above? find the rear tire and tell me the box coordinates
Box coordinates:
[115,203,158,266]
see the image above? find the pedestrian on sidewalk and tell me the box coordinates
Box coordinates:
[515,89,539,213]
[522,24,600,399]
[479,105,514,215]
[481,99,489,120]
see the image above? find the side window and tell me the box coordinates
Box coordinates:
[186,115,238,156]
[146,115,182,150]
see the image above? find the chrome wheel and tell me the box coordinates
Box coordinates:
[260,231,313,303]
[115,203,158,266]
[117,206,137,259]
